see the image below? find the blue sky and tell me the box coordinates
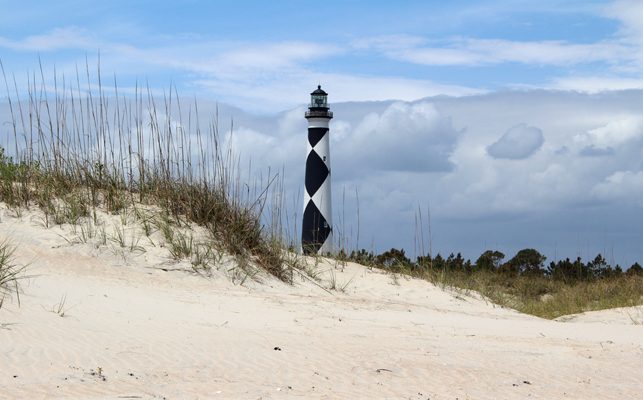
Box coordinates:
[2,0,643,265]
[2,0,641,110]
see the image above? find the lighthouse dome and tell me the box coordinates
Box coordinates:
[310,85,327,96]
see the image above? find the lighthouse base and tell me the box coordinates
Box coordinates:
[301,201,332,255]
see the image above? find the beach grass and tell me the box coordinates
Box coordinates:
[0,239,24,308]
[0,62,290,282]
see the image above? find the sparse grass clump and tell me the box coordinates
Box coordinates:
[0,63,290,282]
[0,239,25,308]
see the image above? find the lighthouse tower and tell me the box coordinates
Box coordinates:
[302,85,334,255]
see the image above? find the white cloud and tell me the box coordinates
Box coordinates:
[414,91,643,222]
[550,76,643,92]
[225,127,277,160]
[195,71,482,113]
[605,0,643,44]
[181,41,342,79]
[574,116,643,149]
[487,124,544,159]
[334,102,460,175]
[592,170,643,204]
[0,27,96,51]
[357,35,629,67]
[351,35,426,51]
[317,73,482,102]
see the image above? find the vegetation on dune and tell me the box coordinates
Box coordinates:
[338,247,643,319]
[0,63,290,282]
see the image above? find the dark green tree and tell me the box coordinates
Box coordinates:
[548,258,577,282]
[445,253,465,270]
[626,262,643,276]
[475,250,505,271]
[572,257,589,281]
[376,248,411,271]
[463,259,473,272]
[613,265,623,276]
[432,253,446,270]
[587,254,611,279]
[505,248,546,276]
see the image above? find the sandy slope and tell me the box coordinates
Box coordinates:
[555,305,643,325]
[1,206,642,400]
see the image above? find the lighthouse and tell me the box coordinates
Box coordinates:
[302,85,333,255]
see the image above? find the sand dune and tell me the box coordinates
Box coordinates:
[1,205,642,399]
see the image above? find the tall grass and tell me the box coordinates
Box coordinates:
[0,62,289,281]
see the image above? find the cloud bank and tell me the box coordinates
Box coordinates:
[334,102,459,175]
[200,90,643,266]
[2,88,643,266]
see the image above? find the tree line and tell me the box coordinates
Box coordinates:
[340,247,643,282]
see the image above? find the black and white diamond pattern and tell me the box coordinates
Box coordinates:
[302,126,332,254]
[305,150,328,196]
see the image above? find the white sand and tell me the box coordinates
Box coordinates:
[555,305,643,325]
[1,205,642,399]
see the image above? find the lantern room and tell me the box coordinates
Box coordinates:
[310,85,328,109]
